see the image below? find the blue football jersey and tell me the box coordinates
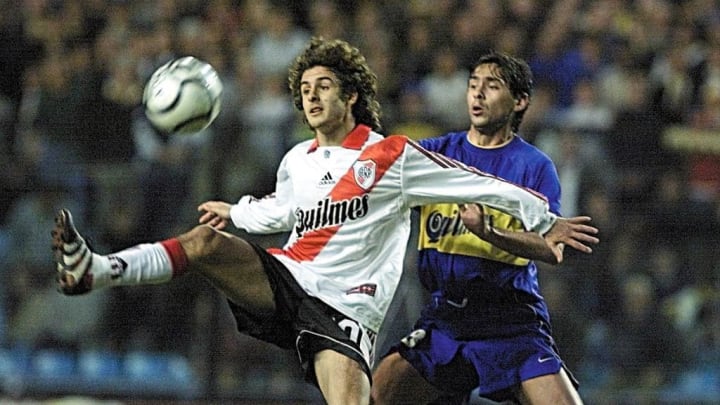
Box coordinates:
[417,131,561,315]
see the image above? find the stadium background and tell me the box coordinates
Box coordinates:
[0,0,719,403]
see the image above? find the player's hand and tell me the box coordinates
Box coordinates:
[458,203,492,238]
[197,201,232,230]
[545,216,599,260]
[460,203,600,265]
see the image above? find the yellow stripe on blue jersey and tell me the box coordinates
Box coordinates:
[418,202,530,266]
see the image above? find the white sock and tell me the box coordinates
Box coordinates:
[91,243,174,289]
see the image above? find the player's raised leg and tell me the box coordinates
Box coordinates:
[174,223,275,313]
[52,209,274,315]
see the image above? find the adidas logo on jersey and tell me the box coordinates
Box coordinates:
[319,171,336,186]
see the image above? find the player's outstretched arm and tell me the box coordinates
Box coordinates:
[459,204,599,265]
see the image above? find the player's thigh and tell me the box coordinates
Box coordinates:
[315,349,371,405]
[519,368,583,405]
[371,351,441,405]
[178,225,274,312]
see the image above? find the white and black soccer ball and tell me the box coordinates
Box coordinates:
[143,56,223,134]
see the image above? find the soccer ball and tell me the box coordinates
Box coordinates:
[143,56,223,134]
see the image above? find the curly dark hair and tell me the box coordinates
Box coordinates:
[472,51,534,133]
[288,37,382,131]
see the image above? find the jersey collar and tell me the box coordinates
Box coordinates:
[307,124,371,153]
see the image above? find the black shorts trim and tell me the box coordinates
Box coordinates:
[297,329,373,386]
[227,242,372,385]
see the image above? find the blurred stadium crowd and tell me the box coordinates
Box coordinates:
[0,0,719,403]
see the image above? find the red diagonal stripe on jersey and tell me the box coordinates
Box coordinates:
[280,135,408,262]
[279,226,341,261]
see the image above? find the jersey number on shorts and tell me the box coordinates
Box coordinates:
[338,318,362,345]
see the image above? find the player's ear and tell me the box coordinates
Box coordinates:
[347,91,358,107]
[514,92,530,112]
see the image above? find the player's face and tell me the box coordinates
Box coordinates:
[466,63,526,135]
[300,66,355,137]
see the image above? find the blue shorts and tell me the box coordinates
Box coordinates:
[390,314,577,401]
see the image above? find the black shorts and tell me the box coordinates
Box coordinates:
[227,242,374,385]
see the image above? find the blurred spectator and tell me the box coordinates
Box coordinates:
[0,94,14,155]
[649,169,719,291]
[607,69,673,215]
[645,240,688,303]
[566,187,622,319]
[389,85,441,141]
[529,2,602,108]
[683,73,720,203]
[238,72,295,196]
[307,0,347,41]
[560,78,614,134]
[249,5,310,79]
[15,52,96,224]
[350,3,401,121]
[635,0,674,57]
[89,45,138,164]
[8,273,109,351]
[648,42,696,126]
[493,25,528,60]
[557,77,614,164]
[0,2,42,154]
[175,17,212,59]
[394,17,435,88]
[420,47,468,130]
[2,184,97,350]
[405,0,456,43]
[502,0,545,53]
[449,2,495,70]
[649,169,717,245]
[131,109,211,241]
[609,273,689,389]
[0,129,41,225]
[31,51,93,166]
[518,83,562,144]
[199,45,247,201]
[689,297,720,369]
[693,46,720,123]
[538,270,587,372]
[535,128,611,217]
[349,1,394,55]
[595,38,638,112]
[555,33,607,107]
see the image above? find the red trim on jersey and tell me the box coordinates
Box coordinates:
[306,124,371,153]
[160,238,188,277]
[281,226,342,261]
[408,139,549,202]
[282,135,408,261]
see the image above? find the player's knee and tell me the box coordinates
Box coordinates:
[180,224,225,260]
[370,354,403,404]
[370,377,399,405]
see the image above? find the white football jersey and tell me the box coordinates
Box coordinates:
[229,125,555,333]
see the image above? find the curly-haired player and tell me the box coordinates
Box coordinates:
[288,38,381,131]
[53,39,594,405]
